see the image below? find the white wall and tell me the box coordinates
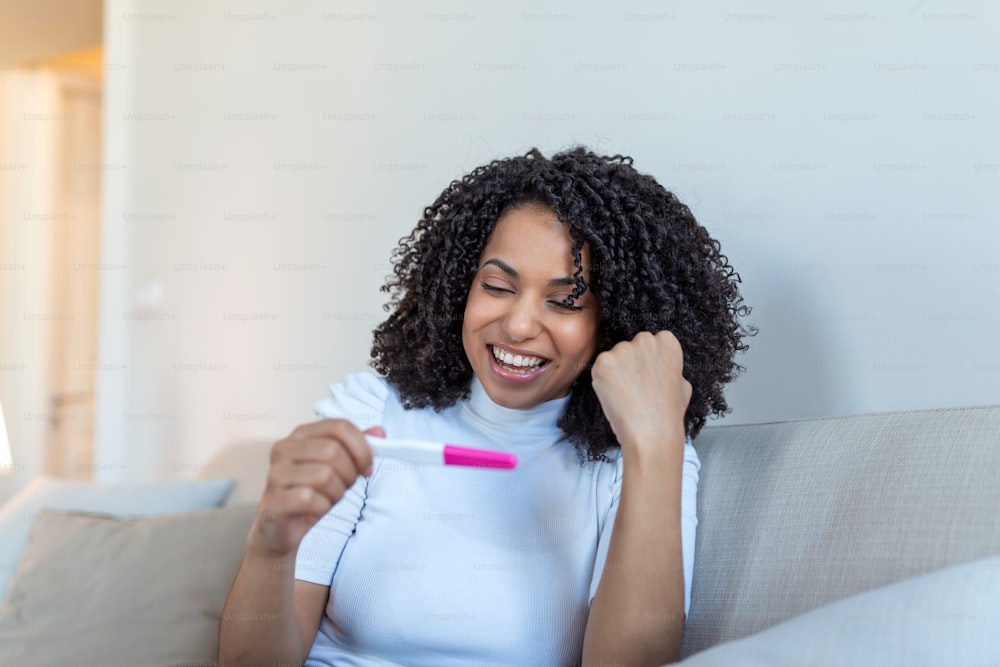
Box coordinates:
[95,0,1000,482]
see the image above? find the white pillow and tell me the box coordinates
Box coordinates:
[0,475,234,603]
[678,553,1000,666]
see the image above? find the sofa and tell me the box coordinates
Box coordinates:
[0,404,997,666]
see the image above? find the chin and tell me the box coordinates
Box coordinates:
[484,378,566,411]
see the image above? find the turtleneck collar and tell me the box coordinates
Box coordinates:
[460,375,571,439]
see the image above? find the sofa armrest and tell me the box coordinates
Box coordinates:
[682,405,1000,657]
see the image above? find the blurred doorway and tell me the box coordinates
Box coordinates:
[0,49,103,480]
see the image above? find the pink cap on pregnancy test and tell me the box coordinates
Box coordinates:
[443,444,517,470]
[365,436,517,470]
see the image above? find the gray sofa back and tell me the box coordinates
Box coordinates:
[682,405,1000,658]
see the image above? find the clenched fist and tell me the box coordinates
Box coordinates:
[590,330,691,455]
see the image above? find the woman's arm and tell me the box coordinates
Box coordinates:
[582,431,686,665]
[219,552,328,665]
[582,330,691,666]
[218,419,378,665]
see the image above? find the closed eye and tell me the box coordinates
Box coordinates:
[482,282,584,312]
[480,282,511,294]
[549,300,583,313]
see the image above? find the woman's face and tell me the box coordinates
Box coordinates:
[462,204,601,410]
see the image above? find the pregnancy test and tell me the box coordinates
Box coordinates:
[364,435,517,470]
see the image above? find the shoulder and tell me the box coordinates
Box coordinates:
[592,447,624,495]
[312,371,393,430]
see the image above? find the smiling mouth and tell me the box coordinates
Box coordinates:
[489,345,550,374]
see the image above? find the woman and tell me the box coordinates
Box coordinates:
[219,147,753,666]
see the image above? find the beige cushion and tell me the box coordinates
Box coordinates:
[0,504,256,666]
[679,553,1000,666]
[682,405,1000,657]
[0,475,234,602]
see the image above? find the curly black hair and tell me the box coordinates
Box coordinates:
[371,146,756,461]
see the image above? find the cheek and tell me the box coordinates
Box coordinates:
[462,291,484,328]
[460,303,473,343]
[557,319,600,357]
[461,290,496,342]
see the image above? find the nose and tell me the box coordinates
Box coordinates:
[501,295,542,342]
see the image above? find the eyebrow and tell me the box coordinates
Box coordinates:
[482,258,576,287]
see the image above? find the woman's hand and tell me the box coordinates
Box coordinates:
[590,330,691,455]
[247,420,382,560]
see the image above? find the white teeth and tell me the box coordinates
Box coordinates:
[491,346,544,369]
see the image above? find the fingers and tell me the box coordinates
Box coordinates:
[596,330,685,373]
[250,420,380,557]
[265,419,377,509]
[625,329,683,355]
[280,419,374,475]
[270,459,350,504]
[591,329,692,440]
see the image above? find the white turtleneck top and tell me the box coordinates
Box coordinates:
[295,371,700,666]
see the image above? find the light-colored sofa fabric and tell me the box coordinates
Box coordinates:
[679,551,1000,666]
[681,405,1000,659]
[0,407,996,665]
[201,407,1000,663]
